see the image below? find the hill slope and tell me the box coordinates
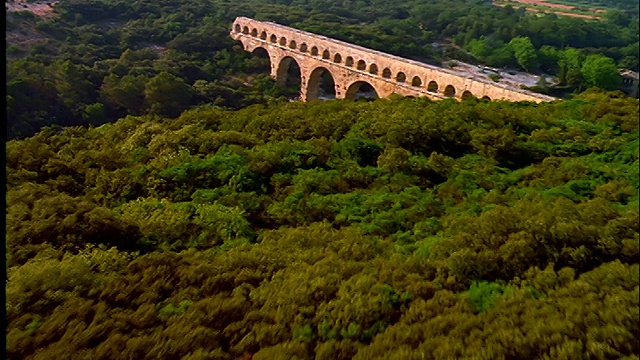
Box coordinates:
[6,91,639,359]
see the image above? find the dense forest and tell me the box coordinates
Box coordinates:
[6,89,640,359]
[6,0,640,138]
[5,0,640,357]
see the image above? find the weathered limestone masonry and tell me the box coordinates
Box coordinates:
[230,17,556,102]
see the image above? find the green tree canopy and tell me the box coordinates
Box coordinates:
[581,55,623,91]
[5,92,640,359]
[509,36,539,72]
[144,71,193,118]
[100,73,148,115]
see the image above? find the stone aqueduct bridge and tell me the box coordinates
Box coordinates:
[230,17,556,103]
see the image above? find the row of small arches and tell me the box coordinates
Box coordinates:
[236,24,492,100]
[236,25,413,82]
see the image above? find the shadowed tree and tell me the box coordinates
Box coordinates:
[144,71,193,118]
[100,73,148,116]
[557,47,585,87]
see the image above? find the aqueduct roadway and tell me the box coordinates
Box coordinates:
[230,17,556,102]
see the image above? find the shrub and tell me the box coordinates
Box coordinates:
[465,281,511,313]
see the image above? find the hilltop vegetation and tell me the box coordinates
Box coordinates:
[6,90,639,359]
[6,0,639,138]
[5,0,640,357]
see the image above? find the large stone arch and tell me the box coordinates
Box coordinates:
[240,39,272,55]
[305,67,337,101]
[276,56,302,86]
[345,81,379,100]
[248,46,271,73]
[250,46,270,56]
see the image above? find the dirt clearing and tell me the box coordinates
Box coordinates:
[6,0,59,18]
[493,0,606,19]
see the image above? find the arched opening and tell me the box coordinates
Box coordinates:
[289,40,297,49]
[345,57,354,67]
[234,24,241,32]
[306,67,336,101]
[396,72,407,83]
[260,31,267,40]
[357,60,366,71]
[482,96,491,101]
[322,50,330,59]
[300,43,308,52]
[369,64,378,75]
[242,26,249,34]
[247,47,271,74]
[276,56,302,100]
[345,81,379,101]
[461,90,475,100]
[279,37,287,46]
[333,54,342,63]
[427,81,438,92]
[270,34,277,43]
[251,28,258,37]
[444,85,456,97]
[411,76,422,87]
[382,68,392,78]
[311,46,319,56]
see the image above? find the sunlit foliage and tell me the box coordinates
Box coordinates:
[6,90,639,359]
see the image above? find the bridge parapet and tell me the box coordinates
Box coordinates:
[231,17,556,103]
